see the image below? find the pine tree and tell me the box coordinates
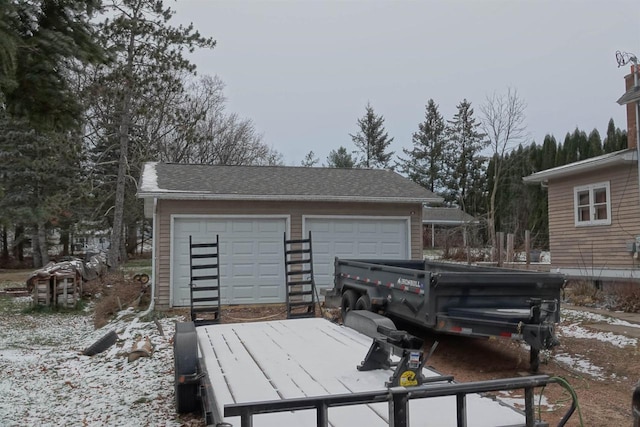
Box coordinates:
[0,0,103,266]
[397,99,446,192]
[443,99,487,215]
[603,118,628,153]
[586,129,603,158]
[326,146,355,168]
[350,102,394,168]
[84,0,215,269]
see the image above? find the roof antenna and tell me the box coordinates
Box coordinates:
[616,50,638,68]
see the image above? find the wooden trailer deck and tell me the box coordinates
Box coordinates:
[196,318,527,427]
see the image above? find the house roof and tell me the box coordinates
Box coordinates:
[522,149,636,184]
[422,207,478,225]
[137,162,443,204]
[617,85,640,105]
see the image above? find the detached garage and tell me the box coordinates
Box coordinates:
[138,163,441,309]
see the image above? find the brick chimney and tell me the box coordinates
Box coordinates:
[624,65,639,150]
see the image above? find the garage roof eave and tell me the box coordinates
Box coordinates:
[137,191,440,204]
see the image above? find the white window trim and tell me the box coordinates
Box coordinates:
[573,181,611,227]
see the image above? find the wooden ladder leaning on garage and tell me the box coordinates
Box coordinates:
[188,235,222,326]
[284,231,317,319]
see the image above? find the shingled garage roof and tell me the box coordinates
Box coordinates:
[422,207,478,225]
[138,162,443,203]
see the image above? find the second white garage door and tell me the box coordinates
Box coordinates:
[172,216,288,306]
[304,216,410,290]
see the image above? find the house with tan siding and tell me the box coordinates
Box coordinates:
[137,163,442,310]
[523,66,640,283]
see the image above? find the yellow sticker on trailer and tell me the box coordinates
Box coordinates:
[399,371,418,387]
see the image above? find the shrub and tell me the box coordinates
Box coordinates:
[608,282,640,313]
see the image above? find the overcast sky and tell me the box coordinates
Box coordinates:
[172,0,640,166]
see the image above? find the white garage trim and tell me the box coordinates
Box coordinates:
[170,214,291,307]
[302,215,411,291]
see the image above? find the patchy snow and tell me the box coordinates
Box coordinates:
[495,390,558,412]
[553,352,606,380]
[558,322,637,348]
[563,308,640,329]
[0,297,183,426]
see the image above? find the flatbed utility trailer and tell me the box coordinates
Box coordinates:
[174,313,577,426]
[329,258,565,371]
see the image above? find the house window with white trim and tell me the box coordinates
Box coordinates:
[574,182,611,226]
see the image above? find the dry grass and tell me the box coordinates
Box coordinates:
[609,282,640,313]
[84,272,149,328]
[564,279,602,306]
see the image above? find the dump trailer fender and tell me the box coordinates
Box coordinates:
[174,322,200,414]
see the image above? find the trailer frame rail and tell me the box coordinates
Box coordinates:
[225,374,576,427]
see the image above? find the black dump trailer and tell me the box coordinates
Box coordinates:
[329,258,565,371]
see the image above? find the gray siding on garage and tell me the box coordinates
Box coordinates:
[153,199,423,309]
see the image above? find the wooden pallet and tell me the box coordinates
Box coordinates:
[54,274,80,308]
[32,277,52,306]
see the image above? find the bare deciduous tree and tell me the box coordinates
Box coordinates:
[480,88,527,250]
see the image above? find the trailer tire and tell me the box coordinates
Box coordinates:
[82,330,118,356]
[355,294,372,311]
[341,290,358,319]
[174,322,199,414]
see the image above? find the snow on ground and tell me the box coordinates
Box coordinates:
[562,308,640,329]
[553,352,606,380]
[558,323,637,348]
[0,297,184,426]
[1,297,637,425]
[550,308,638,381]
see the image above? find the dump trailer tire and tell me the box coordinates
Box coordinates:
[174,322,199,414]
[341,290,358,319]
[82,330,118,356]
[355,294,372,311]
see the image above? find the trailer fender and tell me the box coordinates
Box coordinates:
[344,310,397,340]
[174,322,200,414]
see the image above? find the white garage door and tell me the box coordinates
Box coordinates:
[305,217,410,290]
[172,217,287,306]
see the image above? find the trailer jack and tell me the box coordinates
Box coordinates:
[357,322,447,388]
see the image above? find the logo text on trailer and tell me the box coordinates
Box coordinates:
[396,278,423,289]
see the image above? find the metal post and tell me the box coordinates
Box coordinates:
[456,393,467,427]
[524,386,536,427]
[240,408,253,427]
[633,382,640,427]
[317,402,329,427]
[389,389,409,427]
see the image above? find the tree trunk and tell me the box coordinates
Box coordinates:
[108,20,136,271]
[126,221,138,255]
[14,225,24,261]
[31,222,49,268]
[1,225,8,261]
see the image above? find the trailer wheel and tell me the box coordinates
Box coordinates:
[355,294,372,311]
[174,322,199,414]
[341,290,358,319]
